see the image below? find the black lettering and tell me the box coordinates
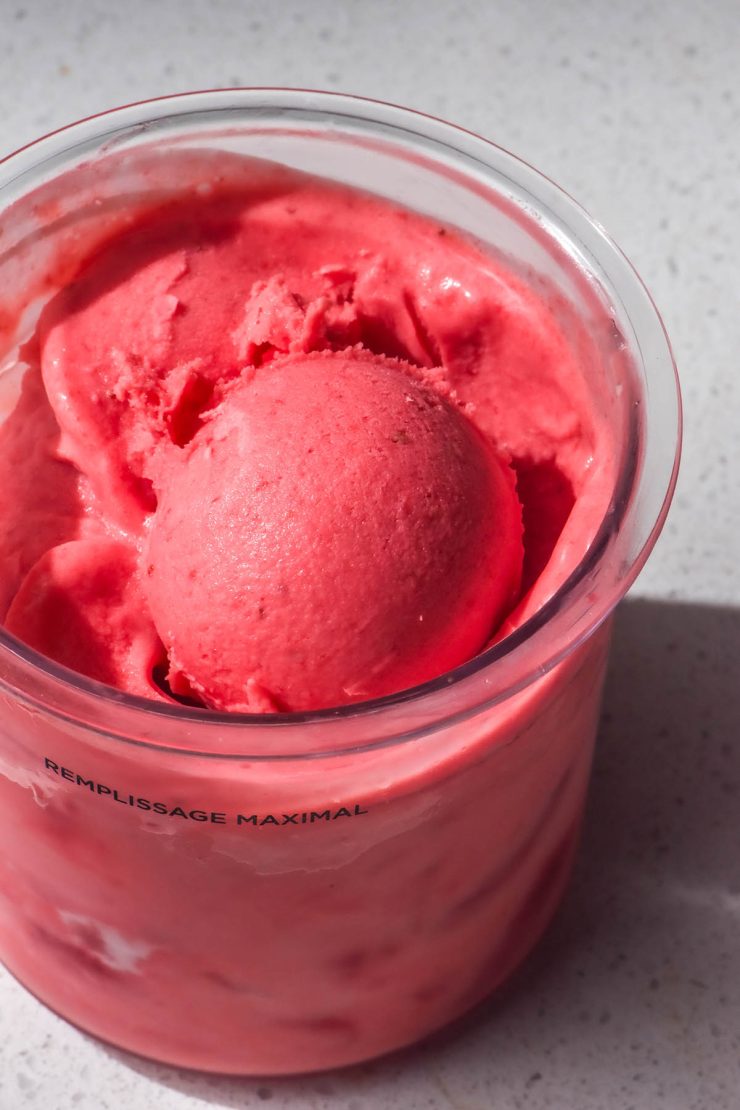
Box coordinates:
[260,815,279,826]
[153,802,169,815]
[353,804,369,815]
[60,767,74,783]
[169,807,188,819]
[44,758,59,773]
[237,814,258,825]
[136,798,152,811]
[112,790,130,806]
[310,810,331,822]
[189,810,208,822]
[97,784,112,797]
[76,776,94,791]
[211,812,227,825]
[281,814,298,825]
[301,813,308,824]
[332,807,352,819]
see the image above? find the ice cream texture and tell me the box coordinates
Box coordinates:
[0,157,604,711]
[147,350,523,711]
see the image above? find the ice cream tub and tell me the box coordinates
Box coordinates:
[0,90,680,1074]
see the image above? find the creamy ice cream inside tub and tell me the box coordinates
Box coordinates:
[0,90,680,1074]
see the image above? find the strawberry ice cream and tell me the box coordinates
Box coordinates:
[0,161,602,713]
[0,91,679,1077]
[146,349,523,711]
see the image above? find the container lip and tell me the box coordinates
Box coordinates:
[0,88,682,756]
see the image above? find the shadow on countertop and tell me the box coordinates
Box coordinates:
[103,597,740,1110]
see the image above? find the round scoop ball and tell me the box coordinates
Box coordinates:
[145,350,523,712]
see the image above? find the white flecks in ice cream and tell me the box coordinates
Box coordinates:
[0,759,58,807]
[58,911,154,973]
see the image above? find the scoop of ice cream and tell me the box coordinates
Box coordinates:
[145,350,523,712]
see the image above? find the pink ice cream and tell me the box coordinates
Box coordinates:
[0,164,600,712]
[0,140,622,1075]
[147,350,523,712]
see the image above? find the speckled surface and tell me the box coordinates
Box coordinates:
[0,1,738,1107]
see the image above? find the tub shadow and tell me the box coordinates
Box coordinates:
[101,597,740,1107]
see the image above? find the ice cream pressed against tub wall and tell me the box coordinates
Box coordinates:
[0,149,619,1073]
[0,157,609,712]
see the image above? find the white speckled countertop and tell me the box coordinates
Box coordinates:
[1,1,738,1107]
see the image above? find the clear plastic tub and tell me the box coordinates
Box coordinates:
[0,90,680,1074]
